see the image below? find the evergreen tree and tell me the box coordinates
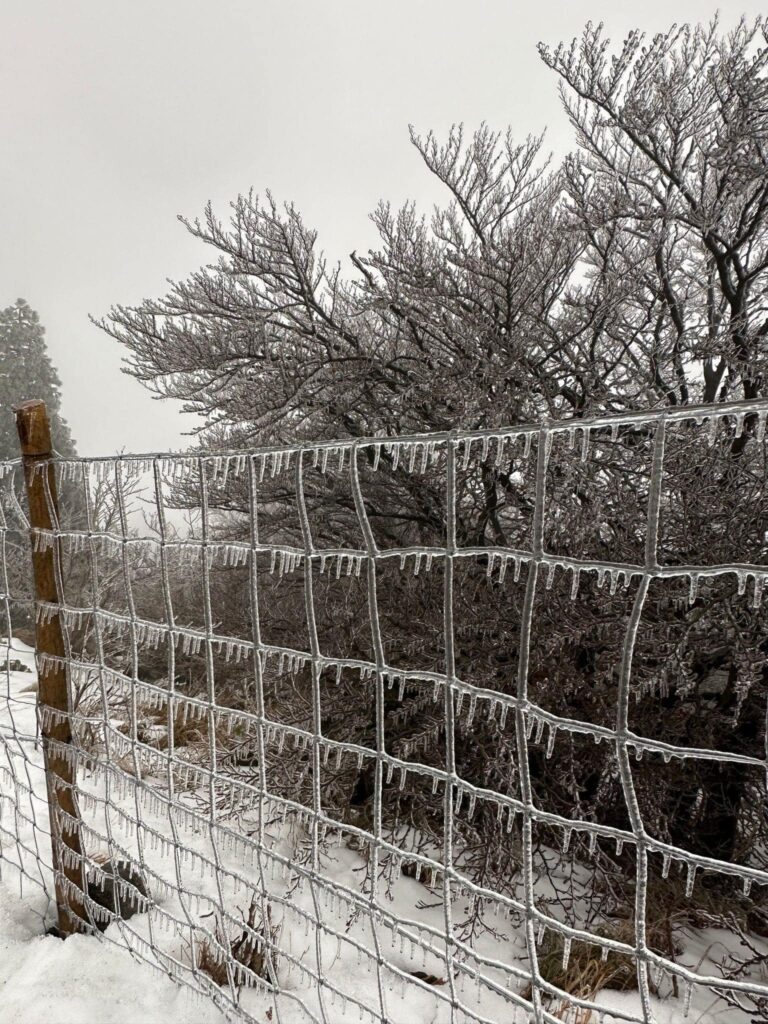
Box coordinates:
[0,299,75,459]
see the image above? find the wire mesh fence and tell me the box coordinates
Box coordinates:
[1,398,767,1023]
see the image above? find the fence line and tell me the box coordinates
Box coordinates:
[0,398,767,1023]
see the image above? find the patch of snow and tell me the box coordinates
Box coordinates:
[0,886,226,1024]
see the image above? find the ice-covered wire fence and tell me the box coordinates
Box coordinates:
[0,397,767,1024]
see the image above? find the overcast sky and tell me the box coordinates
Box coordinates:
[1,0,759,455]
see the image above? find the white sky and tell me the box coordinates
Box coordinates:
[1,0,759,455]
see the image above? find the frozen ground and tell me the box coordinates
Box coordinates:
[0,639,760,1023]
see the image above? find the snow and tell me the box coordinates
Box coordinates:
[0,887,225,1024]
[0,638,762,1023]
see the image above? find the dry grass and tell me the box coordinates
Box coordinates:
[109,699,244,752]
[195,898,278,989]
[523,922,638,1014]
[524,868,768,1019]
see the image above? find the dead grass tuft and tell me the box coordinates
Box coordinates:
[195,899,278,989]
[522,921,645,1021]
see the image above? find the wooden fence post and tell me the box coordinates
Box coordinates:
[15,399,87,936]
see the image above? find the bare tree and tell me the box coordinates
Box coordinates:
[540,17,768,414]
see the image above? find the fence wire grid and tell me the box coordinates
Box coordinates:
[1,397,767,1024]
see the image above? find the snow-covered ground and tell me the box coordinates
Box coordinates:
[0,886,225,1024]
[0,639,762,1023]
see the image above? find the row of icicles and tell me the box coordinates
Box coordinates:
[23,403,768,491]
[29,524,768,605]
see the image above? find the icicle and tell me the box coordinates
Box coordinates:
[561,936,572,970]
[742,877,753,898]
[752,574,765,609]
[486,553,496,580]
[466,695,477,726]
[545,726,556,759]
[580,426,590,462]
[455,788,464,815]
[498,555,509,585]
[685,863,697,898]
[570,567,581,600]
[682,980,693,1018]
[561,828,572,853]
[757,410,766,443]
[494,435,506,466]
[461,438,472,471]
[609,568,620,596]
[523,433,532,459]
[707,416,718,447]
[688,573,699,605]
[546,561,557,589]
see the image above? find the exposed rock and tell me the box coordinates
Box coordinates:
[86,858,150,932]
[1,658,31,673]
[700,668,729,697]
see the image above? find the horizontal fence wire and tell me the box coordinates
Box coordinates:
[0,398,767,1023]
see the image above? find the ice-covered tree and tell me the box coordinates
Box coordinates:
[98,17,768,997]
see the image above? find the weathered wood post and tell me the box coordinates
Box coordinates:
[15,399,87,935]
